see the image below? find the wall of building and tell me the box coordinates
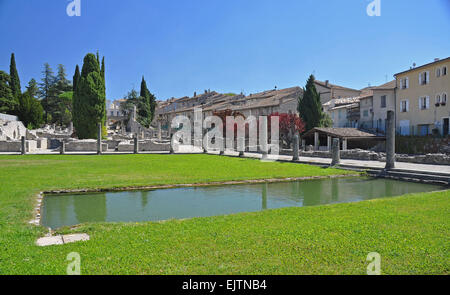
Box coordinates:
[396,59,450,136]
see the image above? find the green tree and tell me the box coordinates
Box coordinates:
[9,53,21,112]
[298,74,330,132]
[138,76,152,127]
[73,65,80,93]
[0,71,17,114]
[55,64,72,93]
[18,91,44,129]
[38,63,57,122]
[73,53,106,139]
[26,78,39,98]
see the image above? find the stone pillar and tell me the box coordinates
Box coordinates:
[327,136,331,151]
[133,134,139,154]
[331,138,340,166]
[301,139,306,151]
[158,121,162,141]
[292,134,299,161]
[68,122,73,134]
[314,132,319,151]
[60,140,65,155]
[385,110,396,170]
[342,139,347,151]
[97,123,102,155]
[21,136,26,155]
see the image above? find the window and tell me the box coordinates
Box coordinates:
[338,109,342,119]
[419,71,429,85]
[442,93,447,105]
[436,68,441,77]
[380,95,386,108]
[419,96,429,110]
[399,77,409,89]
[443,67,447,76]
[363,110,368,117]
[400,100,409,112]
[436,94,441,105]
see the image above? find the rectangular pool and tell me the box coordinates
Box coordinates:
[41,177,446,229]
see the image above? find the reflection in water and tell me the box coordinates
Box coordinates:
[41,177,445,229]
[262,183,267,210]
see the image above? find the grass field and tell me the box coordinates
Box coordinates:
[0,154,448,274]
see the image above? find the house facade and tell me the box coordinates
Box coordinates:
[395,57,450,136]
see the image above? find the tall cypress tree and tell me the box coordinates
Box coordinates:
[72,53,105,139]
[298,74,323,132]
[9,53,21,111]
[73,65,80,93]
[138,76,152,128]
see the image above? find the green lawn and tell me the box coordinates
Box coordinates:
[0,154,448,274]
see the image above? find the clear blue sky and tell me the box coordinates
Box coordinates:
[0,0,449,101]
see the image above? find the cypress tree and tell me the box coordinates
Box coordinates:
[298,74,324,132]
[9,53,21,111]
[73,65,80,93]
[72,53,105,139]
[0,71,17,114]
[101,57,105,82]
[138,76,152,128]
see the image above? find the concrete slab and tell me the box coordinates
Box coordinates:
[36,236,64,246]
[62,233,90,244]
[36,233,90,247]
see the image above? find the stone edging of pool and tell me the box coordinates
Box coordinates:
[29,173,361,228]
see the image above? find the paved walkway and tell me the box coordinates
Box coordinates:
[218,151,450,175]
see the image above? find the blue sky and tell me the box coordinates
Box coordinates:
[0,0,449,101]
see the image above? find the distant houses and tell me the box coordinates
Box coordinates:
[146,56,450,138]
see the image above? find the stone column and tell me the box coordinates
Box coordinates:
[97,123,102,155]
[60,140,65,155]
[21,136,26,155]
[259,116,268,160]
[327,136,331,151]
[342,139,347,151]
[292,134,299,161]
[158,121,162,141]
[331,138,340,166]
[385,110,396,170]
[314,132,319,151]
[301,139,306,151]
[133,134,139,154]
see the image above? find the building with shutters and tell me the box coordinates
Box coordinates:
[394,57,450,136]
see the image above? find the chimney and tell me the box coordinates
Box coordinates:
[434,58,440,62]
[325,80,329,87]
[194,92,196,97]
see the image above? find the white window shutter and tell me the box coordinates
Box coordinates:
[419,73,422,85]
[399,78,403,89]
[406,77,409,88]
[426,71,430,84]
[426,96,430,109]
[406,100,409,112]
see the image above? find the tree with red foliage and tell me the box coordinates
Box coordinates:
[268,112,305,147]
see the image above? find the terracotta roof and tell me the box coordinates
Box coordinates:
[303,127,384,139]
[314,80,360,92]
